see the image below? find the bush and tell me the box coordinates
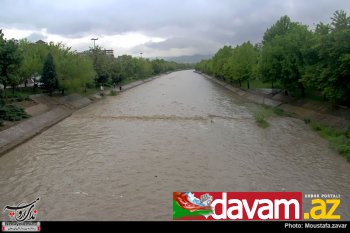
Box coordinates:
[252,107,270,128]
[0,104,31,121]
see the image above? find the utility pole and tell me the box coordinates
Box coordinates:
[91,38,98,49]
[91,38,98,89]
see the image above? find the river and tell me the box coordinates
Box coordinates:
[1,70,349,220]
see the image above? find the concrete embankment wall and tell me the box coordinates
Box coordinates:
[122,76,159,90]
[0,106,71,155]
[200,73,282,107]
[0,74,163,156]
[0,94,92,156]
[199,72,349,129]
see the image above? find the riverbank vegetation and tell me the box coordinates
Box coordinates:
[195,10,350,107]
[0,29,191,123]
[0,100,30,126]
[306,120,350,161]
[252,104,350,161]
[0,30,190,97]
[252,106,294,128]
[252,107,270,128]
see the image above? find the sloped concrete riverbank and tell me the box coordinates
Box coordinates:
[0,74,163,156]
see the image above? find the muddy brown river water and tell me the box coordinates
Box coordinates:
[1,70,349,220]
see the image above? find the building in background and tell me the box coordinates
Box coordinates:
[103,49,114,56]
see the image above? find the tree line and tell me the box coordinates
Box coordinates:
[195,10,350,106]
[0,30,190,96]
[86,46,190,89]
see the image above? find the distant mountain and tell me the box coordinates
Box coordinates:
[159,54,213,64]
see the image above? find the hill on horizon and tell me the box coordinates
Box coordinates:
[156,54,213,64]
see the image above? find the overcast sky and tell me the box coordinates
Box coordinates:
[0,0,348,57]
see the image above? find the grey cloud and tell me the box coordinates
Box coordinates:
[131,36,221,56]
[26,32,47,42]
[0,0,349,56]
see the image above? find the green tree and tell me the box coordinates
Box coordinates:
[260,17,311,96]
[224,42,258,88]
[212,46,233,80]
[262,15,294,45]
[303,10,350,105]
[116,55,135,81]
[0,30,23,96]
[88,47,112,87]
[18,39,49,91]
[195,59,213,74]
[152,59,167,75]
[196,10,350,106]
[331,10,350,31]
[46,42,96,93]
[19,40,95,94]
[258,42,281,89]
[41,53,57,95]
[134,58,153,79]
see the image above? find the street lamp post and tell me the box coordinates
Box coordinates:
[140,52,143,58]
[91,38,98,90]
[91,38,98,49]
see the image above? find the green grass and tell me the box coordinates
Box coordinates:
[255,115,269,128]
[307,121,350,161]
[2,87,44,99]
[252,106,271,128]
[2,91,31,102]
[251,106,294,128]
